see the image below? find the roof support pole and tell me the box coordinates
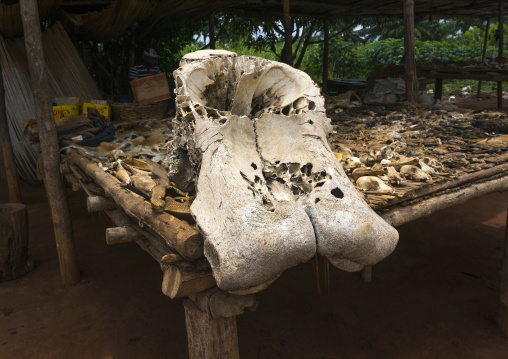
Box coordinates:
[0,61,22,203]
[496,205,508,336]
[282,0,293,66]
[498,1,504,110]
[477,18,491,95]
[20,0,80,285]
[403,0,418,103]
[322,17,329,93]
[209,13,216,50]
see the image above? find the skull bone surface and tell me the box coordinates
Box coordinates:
[166,50,399,294]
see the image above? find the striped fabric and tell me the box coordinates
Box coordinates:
[128,64,160,80]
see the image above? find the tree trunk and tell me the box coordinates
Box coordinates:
[498,1,504,110]
[0,60,22,203]
[403,0,418,103]
[20,0,80,285]
[0,203,31,281]
[209,13,216,50]
[281,0,293,66]
[477,18,491,95]
[322,18,329,93]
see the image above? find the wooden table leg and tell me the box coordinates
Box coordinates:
[184,298,240,359]
[434,78,443,101]
[496,205,508,336]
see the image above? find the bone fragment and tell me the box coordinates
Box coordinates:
[130,174,156,192]
[351,167,384,181]
[356,176,394,194]
[386,166,404,184]
[400,165,432,181]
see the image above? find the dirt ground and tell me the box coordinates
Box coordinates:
[3,96,508,359]
[445,93,508,111]
[1,176,508,359]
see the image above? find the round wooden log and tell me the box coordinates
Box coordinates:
[105,225,145,245]
[0,203,32,281]
[381,175,508,227]
[184,299,240,359]
[162,260,216,299]
[87,196,117,212]
[20,0,80,285]
[68,150,203,260]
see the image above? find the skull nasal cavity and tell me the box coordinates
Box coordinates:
[331,187,344,199]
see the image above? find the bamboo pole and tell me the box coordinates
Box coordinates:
[477,18,491,95]
[497,1,504,110]
[403,0,418,103]
[322,17,329,93]
[0,59,21,203]
[19,0,80,285]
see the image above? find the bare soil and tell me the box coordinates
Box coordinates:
[447,93,508,111]
[2,178,508,359]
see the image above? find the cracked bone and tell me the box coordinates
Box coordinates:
[168,50,398,293]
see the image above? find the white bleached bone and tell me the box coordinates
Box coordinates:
[356,176,394,194]
[400,165,432,181]
[168,50,398,293]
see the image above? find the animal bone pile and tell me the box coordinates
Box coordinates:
[324,104,508,207]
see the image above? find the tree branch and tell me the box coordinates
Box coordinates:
[294,20,316,69]
[308,22,356,45]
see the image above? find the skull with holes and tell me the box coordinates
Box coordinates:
[165,50,398,294]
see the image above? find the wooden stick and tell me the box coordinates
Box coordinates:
[20,0,80,285]
[281,0,292,65]
[188,288,258,319]
[87,196,117,212]
[162,260,216,299]
[381,175,508,227]
[322,17,329,93]
[362,265,372,283]
[67,149,203,260]
[105,225,146,245]
[0,59,21,203]
[403,0,418,103]
[64,173,81,192]
[477,18,491,95]
[497,0,504,110]
[377,163,508,210]
[496,204,508,336]
[184,299,240,359]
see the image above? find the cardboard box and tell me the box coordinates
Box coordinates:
[130,73,171,104]
[82,99,111,119]
[52,97,80,121]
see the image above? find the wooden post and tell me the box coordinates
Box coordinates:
[434,78,443,101]
[209,13,216,50]
[0,60,22,203]
[362,265,372,283]
[403,0,418,103]
[322,17,329,93]
[20,0,80,285]
[497,205,508,336]
[498,1,504,110]
[281,0,293,66]
[0,203,32,281]
[478,18,491,95]
[184,299,240,359]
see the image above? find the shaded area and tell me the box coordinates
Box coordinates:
[1,180,508,358]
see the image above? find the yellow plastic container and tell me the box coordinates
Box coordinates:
[52,97,80,121]
[82,99,111,119]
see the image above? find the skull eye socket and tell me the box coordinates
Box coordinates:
[331,187,344,199]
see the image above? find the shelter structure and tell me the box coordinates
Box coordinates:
[3,0,508,358]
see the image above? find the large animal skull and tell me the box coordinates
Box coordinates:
[166,50,398,294]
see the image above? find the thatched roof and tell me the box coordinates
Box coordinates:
[1,0,507,40]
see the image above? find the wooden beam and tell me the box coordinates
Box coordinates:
[497,205,508,336]
[209,13,216,50]
[20,0,80,285]
[162,260,216,299]
[281,0,293,66]
[184,299,240,359]
[403,0,418,103]
[0,60,22,203]
[87,196,117,212]
[434,78,443,101]
[477,18,491,95]
[105,225,146,245]
[498,1,504,110]
[322,17,329,93]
